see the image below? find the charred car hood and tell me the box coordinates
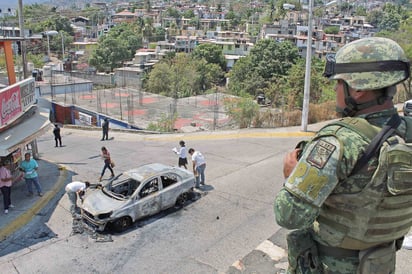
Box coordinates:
[82,189,127,214]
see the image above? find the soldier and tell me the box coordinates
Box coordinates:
[101,118,109,141]
[274,37,412,273]
[53,124,62,147]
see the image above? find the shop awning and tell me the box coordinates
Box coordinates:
[0,106,51,156]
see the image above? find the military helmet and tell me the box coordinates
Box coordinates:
[324,37,410,90]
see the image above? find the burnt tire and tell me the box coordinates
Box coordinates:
[111,216,132,233]
[176,192,189,207]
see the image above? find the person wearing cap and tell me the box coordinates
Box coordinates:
[65,181,90,216]
[274,37,411,273]
[173,140,188,169]
[0,161,14,214]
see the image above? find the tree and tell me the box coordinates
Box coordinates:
[374,10,412,99]
[265,58,334,111]
[89,38,130,72]
[228,39,300,97]
[166,7,181,19]
[225,10,241,30]
[224,96,260,128]
[324,26,340,34]
[227,57,263,96]
[49,31,74,58]
[191,43,226,70]
[366,10,384,27]
[182,10,195,19]
[88,23,143,71]
[377,3,409,32]
[147,62,173,96]
[34,15,74,35]
[147,53,196,98]
[195,60,224,92]
[147,52,224,98]
[379,12,401,31]
[354,6,367,16]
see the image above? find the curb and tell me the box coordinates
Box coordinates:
[0,165,68,241]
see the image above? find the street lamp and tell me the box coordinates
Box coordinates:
[301,0,334,131]
[44,30,58,61]
[301,0,313,132]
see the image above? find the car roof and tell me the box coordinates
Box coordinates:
[124,163,174,181]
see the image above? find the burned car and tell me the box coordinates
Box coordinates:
[81,163,195,232]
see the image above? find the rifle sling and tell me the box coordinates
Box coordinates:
[350,114,401,176]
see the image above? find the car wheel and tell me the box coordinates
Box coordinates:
[176,192,189,207]
[111,216,132,233]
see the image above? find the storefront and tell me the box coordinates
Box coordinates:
[0,78,51,178]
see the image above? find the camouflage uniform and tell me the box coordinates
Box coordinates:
[274,37,412,274]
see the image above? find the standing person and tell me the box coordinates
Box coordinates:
[101,118,109,141]
[99,146,114,181]
[0,161,14,214]
[188,148,206,188]
[19,152,43,197]
[274,37,412,273]
[65,181,90,216]
[53,124,62,147]
[173,140,188,169]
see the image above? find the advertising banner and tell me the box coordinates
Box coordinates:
[0,85,22,127]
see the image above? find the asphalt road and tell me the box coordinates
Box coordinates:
[0,123,411,273]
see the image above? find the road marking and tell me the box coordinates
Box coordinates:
[0,166,68,241]
[255,240,288,261]
[144,131,315,142]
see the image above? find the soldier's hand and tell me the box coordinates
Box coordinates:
[283,149,300,179]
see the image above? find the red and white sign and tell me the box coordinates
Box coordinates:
[0,85,22,127]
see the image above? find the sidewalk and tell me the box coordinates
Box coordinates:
[0,159,68,241]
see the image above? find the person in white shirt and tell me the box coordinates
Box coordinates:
[188,148,206,188]
[173,140,188,169]
[65,181,90,215]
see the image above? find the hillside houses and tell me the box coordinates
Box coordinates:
[0,1,384,76]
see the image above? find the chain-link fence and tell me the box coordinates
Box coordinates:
[48,70,232,131]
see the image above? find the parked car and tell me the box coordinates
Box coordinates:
[403,99,412,116]
[81,163,195,232]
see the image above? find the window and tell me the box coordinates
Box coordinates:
[140,178,159,198]
[161,174,178,188]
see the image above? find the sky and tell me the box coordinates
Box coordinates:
[0,0,47,9]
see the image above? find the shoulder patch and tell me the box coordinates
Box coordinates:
[307,139,336,169]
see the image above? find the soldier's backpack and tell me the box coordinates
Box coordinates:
[333,114,412,195]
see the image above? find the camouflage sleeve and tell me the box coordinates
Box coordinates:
[284,134,343,207]
[274,134,342,229]
[274,188,320,229]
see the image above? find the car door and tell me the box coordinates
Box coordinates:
[133,177,161,219]
[160,173,180,208]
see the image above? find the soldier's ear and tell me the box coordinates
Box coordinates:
[352,89,372,102]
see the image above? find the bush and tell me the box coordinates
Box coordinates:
[146,112,177,132]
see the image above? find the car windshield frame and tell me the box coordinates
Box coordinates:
[101,173,141,200]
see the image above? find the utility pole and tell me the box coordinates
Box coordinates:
[18,0,28,78]
[301,0,313,132]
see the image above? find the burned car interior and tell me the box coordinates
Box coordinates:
[161,174,178,188]
[81,164,196,232]
[104,173,179,199]
[139,178,159,198]
[106,178,141,198]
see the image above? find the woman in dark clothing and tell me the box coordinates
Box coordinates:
[99,146,114,181]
